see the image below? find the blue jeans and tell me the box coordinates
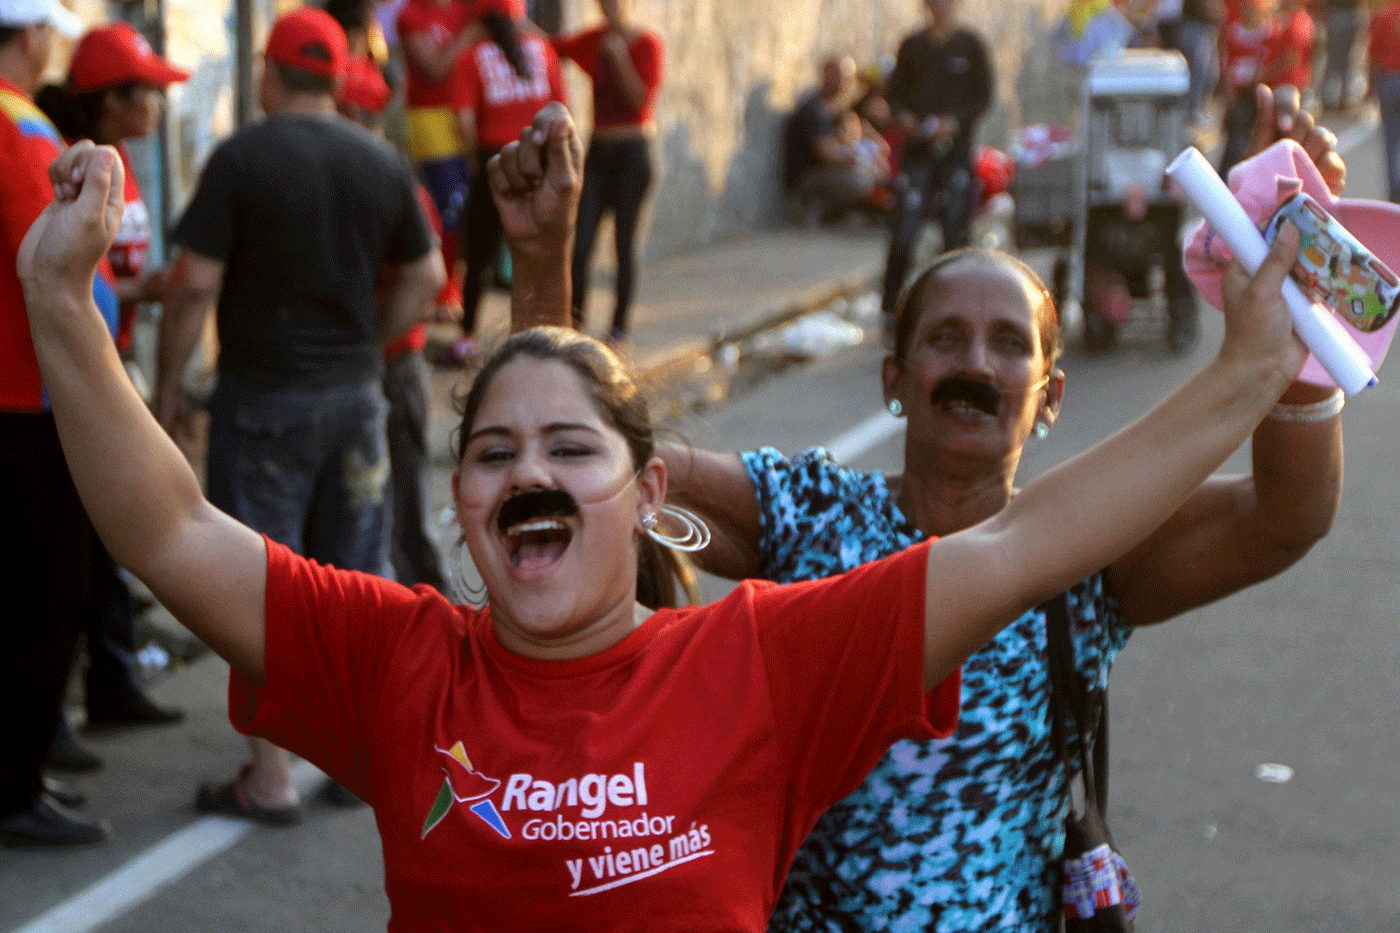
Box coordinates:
[1378,70,1400,203]
[383,350,446,590]
[1175,17,1218,123]
[207,374,391,574]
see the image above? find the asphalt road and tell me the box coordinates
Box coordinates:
[4,119,1398,933]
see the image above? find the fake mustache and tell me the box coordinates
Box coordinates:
[496,488,578,532]
[929,376,1002,416]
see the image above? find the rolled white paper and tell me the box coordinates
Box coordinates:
[1166,146,1377,395]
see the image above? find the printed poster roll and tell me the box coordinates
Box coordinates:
[1166,147,1377,395]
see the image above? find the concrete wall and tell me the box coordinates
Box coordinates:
[561,0,1073,257]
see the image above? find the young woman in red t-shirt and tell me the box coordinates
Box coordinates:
[553,0,664,342]
[448,0,567,355]
[24,130,1310,929]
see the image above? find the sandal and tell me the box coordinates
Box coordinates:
[195,764,303,827]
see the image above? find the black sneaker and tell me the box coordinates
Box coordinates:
[47,718,104,773]
[0,794,111,849]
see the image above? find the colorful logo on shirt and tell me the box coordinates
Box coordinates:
[421,741,511,840]
[0,90,61,146]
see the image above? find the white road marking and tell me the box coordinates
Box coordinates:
[12,759,327,933]
[823,409,904,462]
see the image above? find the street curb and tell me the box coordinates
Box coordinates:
[630,260,883,389]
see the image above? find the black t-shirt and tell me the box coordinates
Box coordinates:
[1182,0,1225,23]
[886,26,993,157]
[174,114,432,390]
[783,90,836,190]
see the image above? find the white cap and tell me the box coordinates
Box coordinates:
[0,0,83,39]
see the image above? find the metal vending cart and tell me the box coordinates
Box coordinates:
[1075,49,1194,351]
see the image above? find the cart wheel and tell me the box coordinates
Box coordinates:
[1084,311,1118,354]
[1166,299,1199,356]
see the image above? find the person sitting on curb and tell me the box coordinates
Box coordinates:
[782,55,879,225]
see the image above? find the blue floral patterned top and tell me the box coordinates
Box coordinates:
[742,447,1132,933]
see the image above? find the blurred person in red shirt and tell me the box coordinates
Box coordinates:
[447,0,566,359]
[1370,0,1400,201]
[397,0,476,313]
[1219,0,1280,172]
[1262,0,1316,95]
[0,0,124,850]
[552,0,663,343]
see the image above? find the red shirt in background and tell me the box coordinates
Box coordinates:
[232,537,959,931]
[1263,6,1314,89]
[1220,15,1276,91]
[449,32,567,149]
[0,77,118,411]
[1370,2,1400,73]
[552,26,664,130]
[397,0,475,108]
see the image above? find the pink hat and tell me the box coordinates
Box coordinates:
[1183,139,1400,386]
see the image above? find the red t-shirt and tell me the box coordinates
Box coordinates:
[0,77,66,411]
[1220,18,1275,91]
[397,0,475,108]
[448,33,567,149]
[232,537,958,931]
[1263,8,1314,89]
[1370,3,1400,73]
[552,27,664,130]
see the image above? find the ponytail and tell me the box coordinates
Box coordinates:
[636,536,699,610]
[480,9,532,80]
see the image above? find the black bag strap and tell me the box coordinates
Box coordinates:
[1043,592,1110,817]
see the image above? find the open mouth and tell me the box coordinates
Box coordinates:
[929,376,1001,419]
[496,489,577,571]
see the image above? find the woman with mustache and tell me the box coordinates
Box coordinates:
[654,89,1349,930]
[20,118,1310,928]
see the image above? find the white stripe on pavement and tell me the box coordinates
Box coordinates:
[12,760,327,933]
[823,409,904,462]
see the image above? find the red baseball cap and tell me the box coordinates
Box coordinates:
[68,22,190,94]
[474,0,527,19]
[264,7,348,80]
[337,55,390,114]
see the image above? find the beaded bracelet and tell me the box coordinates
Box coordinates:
[1265,388,1345,424]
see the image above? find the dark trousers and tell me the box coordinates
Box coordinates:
[881,143,975,315]
[570,136,654,337]
[384,349,445,590]
[461,147,503,337]
[1219,92,1259,179]
[83,538,146,713]
[0,412,93,817]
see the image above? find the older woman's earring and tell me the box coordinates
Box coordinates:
[642,504,712,553]
[1032,421,1049,439]
[450,540,488,609]
[888,399,903,417]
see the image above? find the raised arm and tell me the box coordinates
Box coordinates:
[918,226,1307,689]
[488,103,582,330]
[656,443,765,580]
[20,143,268,683]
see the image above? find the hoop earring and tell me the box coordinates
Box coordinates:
[450,539,488,609]
[888,399,903,417]
[641,504,712,553]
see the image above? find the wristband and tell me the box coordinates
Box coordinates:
[1265,389,1345,424]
